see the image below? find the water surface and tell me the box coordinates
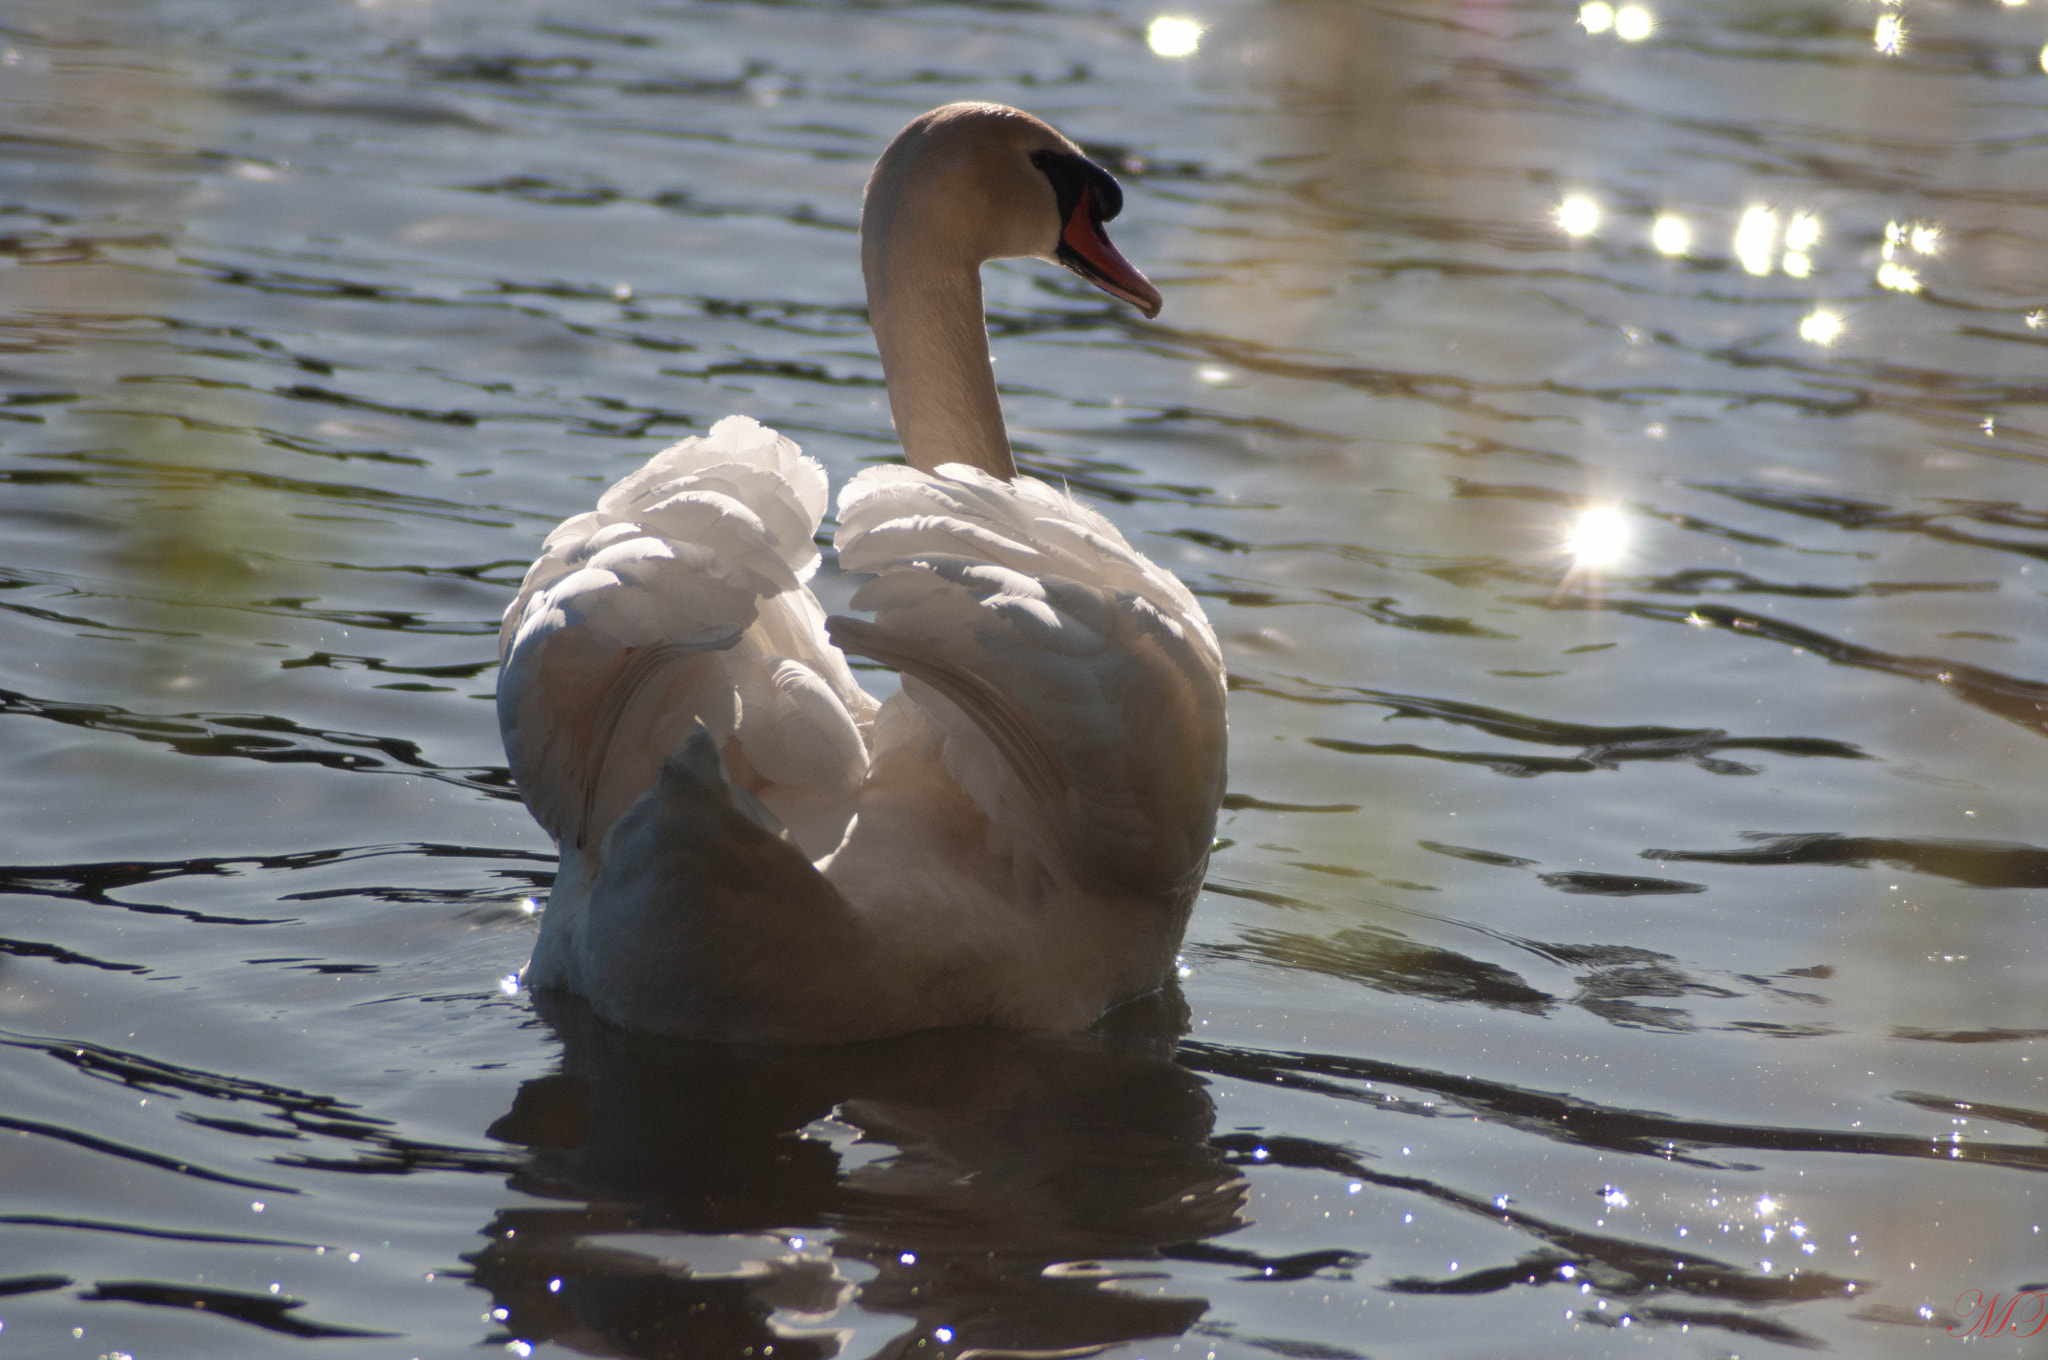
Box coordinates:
[1,0,2044,1354]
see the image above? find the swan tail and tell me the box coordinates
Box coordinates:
[831,464,1227,898]
[499,417,869,856]
[574,726,864,1039]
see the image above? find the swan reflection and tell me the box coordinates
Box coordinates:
[470,993,1243,1357]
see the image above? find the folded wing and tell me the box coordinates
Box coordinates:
[831,463,1227,900]
[498,416,873,862]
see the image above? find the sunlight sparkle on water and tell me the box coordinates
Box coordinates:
[1734,206,1777,276]
[1579,2,1614,33]
[1146,16,1204,56]
[1557,194,1601,237]
[1799,308,1844,346]
[1784,212,1821,252]
[1651,213,1690,256]
[1614,5,1654,40]
[1564,505,1631,570]
[1874,13,1905,54]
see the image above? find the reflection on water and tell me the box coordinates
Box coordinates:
[1,0,2044,1353]
[475,995,1237,1357]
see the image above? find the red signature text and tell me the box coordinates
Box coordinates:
[1948,1289,2048,1338]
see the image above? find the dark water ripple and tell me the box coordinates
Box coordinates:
[3,1028,525,1184]
[80,1280,397,1339]
[0,686,517,797]
[1546,597,2048,739]
[1183,1042,2048,1176]
[0,843,548,913]
[1648,833,2048,889]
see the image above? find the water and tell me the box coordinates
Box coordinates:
[1,0,2043,1354]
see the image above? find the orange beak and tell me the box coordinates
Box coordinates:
[1059,187,1162,319]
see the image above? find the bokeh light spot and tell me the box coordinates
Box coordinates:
[1799,308,1844,346]
[1147,16,1204,56]
[1557,194,1601,237]
[1734,206,1777,276]
[1651,213,1691,256]
[1565,505,1632,570]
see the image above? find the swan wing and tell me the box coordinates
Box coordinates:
[830,463,1227,899]
[498,417,870,858]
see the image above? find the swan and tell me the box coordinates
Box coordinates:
[497,103,1228,1042]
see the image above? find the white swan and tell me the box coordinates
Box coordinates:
[497,104,1228,1042]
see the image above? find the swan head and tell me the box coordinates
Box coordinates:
[862,102,1161,319]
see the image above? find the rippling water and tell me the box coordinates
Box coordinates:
[2,0,2044,1354]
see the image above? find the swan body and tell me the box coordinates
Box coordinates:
[498,104,1227,1042]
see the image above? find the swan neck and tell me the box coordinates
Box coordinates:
[863,220,1016,480]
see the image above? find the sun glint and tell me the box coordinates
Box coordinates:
[1147,16,1204,57]
[1799,307,1844,346]
[1614,5,1654,40]
[1557,194,1602,237]
[1651,213,1691,257]
[1734,205,1777,276]
[1564,504,1632,570]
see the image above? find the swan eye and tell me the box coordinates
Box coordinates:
[1030,148,1125,226]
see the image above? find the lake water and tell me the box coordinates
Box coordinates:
[2,0,2045,1355]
